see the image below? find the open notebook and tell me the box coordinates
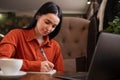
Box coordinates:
[27,69,56,75]
[55,32,120,80]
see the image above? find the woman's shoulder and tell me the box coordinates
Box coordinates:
[8,28,29,35]
[1,29,25,43]
[50,39,60,47]
[5,28,26,38]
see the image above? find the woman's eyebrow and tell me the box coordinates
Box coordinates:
[46,19,57,26]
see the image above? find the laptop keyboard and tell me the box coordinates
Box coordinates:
[71,75,86,80]
[55,72,87,80]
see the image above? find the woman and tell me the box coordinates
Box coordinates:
[0,2,64,72]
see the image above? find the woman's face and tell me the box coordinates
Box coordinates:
[35,13,60,36]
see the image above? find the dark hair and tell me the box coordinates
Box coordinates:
[25,2,62,39]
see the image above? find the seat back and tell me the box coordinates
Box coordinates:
[55,17,90,72]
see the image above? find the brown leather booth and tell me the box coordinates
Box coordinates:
[55,17,90,72]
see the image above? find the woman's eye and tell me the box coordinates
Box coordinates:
[45,21,50,24]
[44,20,57,28]
[52,25,56,28]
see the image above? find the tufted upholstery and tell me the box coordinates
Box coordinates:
[55,17,90,72]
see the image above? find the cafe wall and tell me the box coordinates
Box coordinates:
[0,12,32,35]
[0,12,84,35]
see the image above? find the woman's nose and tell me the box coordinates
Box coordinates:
[46,25,53,31]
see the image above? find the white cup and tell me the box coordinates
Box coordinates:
[0,58,23,75]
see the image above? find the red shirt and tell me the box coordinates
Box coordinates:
[0,28,64,72]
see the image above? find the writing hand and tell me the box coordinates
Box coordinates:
[40,61,54,72]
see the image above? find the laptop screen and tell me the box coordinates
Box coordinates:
[55,32,120,80]
[87,32,120,80]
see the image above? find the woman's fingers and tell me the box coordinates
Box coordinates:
[40,61,54,72]
[47,61,54,69]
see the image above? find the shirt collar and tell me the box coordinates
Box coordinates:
[24,28,51,46]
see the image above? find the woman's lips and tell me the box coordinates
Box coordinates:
[43,31,49,35]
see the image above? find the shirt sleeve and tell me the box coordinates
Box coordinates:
[0,30,42,72]
[21,59,41,71]
[52,40,64,72]
[0,43,15,57]
[0,43,41,71]
[54,50,64,72]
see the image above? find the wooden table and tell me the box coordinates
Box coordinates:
[20,73,63,80]
[0,73,63,80]
[0,71,70,80]
[20,71,78,80]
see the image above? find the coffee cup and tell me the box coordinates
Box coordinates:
[0,58,23,75]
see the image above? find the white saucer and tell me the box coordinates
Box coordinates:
[0,71,27,78]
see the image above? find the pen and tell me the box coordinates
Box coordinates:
[40,48,48,61]
[40,48,54,71]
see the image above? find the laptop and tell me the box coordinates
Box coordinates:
[55,32,120,80]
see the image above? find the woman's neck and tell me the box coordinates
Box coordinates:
[34,29,44,45]
[37,36,44,45]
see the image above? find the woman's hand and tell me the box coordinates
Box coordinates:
[40,61,54,72]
